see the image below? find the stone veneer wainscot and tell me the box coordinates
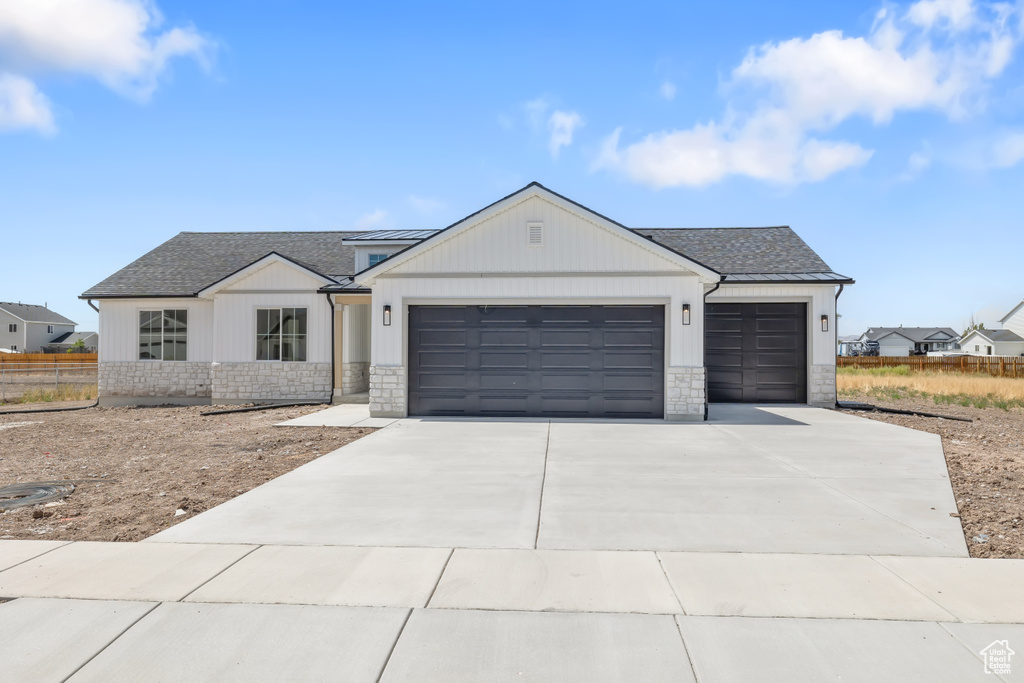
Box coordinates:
[809,364,837,408]
[369,365,406,417]
[666,366,706,421]
[211,362,332,402]
[99,361,211,400]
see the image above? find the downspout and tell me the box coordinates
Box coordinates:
[702,281,723,421]
[86,299,99,313]
[324,292,335,405]
[833,284,845,408]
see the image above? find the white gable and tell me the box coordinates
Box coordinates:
[200,255,331,297]
[1002,301,1024,336]
[358,188,718,282]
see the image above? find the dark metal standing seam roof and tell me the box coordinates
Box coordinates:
[82,219,852,298]
[0,302,77,325]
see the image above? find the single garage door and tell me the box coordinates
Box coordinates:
[705,302,807,403]
[408,305,664,418]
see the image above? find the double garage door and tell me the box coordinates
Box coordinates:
[407,302,808,417]
[408,305,664,418]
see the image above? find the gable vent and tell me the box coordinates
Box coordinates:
[527,222,544,247]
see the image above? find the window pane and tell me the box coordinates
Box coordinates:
[256,309,269,335]
[268,309,281,335]
[256,334,273,361]
[294,308,306,335]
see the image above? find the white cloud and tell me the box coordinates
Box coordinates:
[991,131,1024,167]
[0,0,213,134]
[595,0,1021,187]
[408,195,444,214]
[899,150,934,179]
[524,97,550,131]
[547,110,583,159]
[907,0,976,30]
[0,73,55,134]
[355,209,389,230]
[660,81,677,101]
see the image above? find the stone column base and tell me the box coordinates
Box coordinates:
[666,366,707,421]
[369,365,407,417]
[809,364,837,408]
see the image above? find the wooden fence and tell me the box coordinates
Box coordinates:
[837,355,1024,378]
[0,353,97,370]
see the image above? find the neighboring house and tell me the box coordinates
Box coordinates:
[80,183,853,419]
[960,328,1024,356]
[0,302,77,353]
[857,327,960,356]
[41,331,99,354]
[837,335,863,356]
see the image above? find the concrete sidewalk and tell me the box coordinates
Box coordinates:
[2,541,1021,622]
[2,540,1023,682]
[151,406,968,557]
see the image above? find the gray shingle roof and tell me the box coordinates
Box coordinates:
[0,302,76,325]
[863,327,959,343]
[48,331,96,344]
[83,222,849,298]
[634,227,834,275]
[968,329,1024,343]
[82,232,368,298]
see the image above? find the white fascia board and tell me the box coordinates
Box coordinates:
[196,252,334,299]
[999,300,1024,324]
[354,184,722,286]
[960,330,992,344]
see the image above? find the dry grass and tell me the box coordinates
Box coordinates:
[6,383,98,404]
[837,368,1024,410]
[837,369,1024,400]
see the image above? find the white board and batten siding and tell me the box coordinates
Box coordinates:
[1002,305,1024,337]
[369,193,712,368]
[707,283,838,366]
[385,195,691,276]
[98,260,332,364]
[212,261,332,363]
[98,298,214,362]
[371,275,706,368]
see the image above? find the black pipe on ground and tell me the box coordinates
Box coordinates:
[200,401,328,416]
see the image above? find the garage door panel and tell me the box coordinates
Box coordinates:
[478,373,529,390]
[409,305,664,418]
[417,373,469,390]
[706,303,806,403]
[416,351,468,368]
[604,330,656,347]
[756,335,801,351]
[540,330,591,347]
[479,330,529,346]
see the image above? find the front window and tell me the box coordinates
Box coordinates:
[8,323,15,333]
[139,310,188,360]
[47,325,54,333]
[256,307,307,361]
[368,253,388,267]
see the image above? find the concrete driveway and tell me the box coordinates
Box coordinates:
[151,405,967,557]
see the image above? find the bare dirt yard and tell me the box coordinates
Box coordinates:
[0,404,373,542]
[839,393,1024,559]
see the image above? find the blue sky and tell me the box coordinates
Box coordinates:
[1,0,1022,337]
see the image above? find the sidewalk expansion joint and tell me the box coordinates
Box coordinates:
[534,421,552,550]
[59,601,160,683]
[177,544,263,602]
[376,607,413,683]
[423,548,455,608]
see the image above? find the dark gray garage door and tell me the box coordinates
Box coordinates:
[705,302,807,403]
[408,305,664,418]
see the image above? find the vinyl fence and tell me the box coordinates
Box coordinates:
[837,355,1024,378]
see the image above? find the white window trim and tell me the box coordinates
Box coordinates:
[255,306,308,363]
[367,253,389,267]
[138,308,189,362]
